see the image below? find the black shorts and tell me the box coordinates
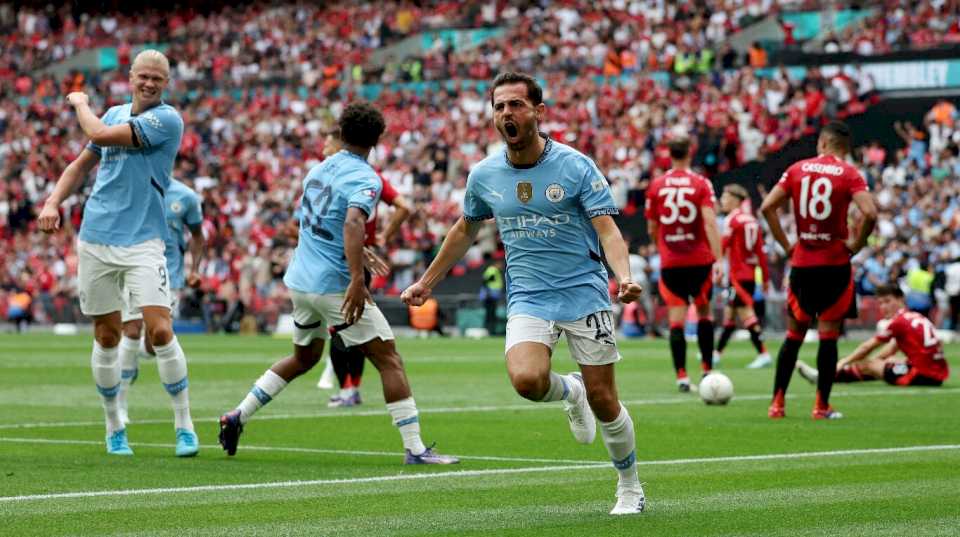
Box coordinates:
[787,264,856,323]
[883,362,944,387]
[728,279,755,308]
[659,265,713,307]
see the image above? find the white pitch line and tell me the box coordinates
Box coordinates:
[2,443,958,503]
[1,386,958,431]
[0,437,597,466]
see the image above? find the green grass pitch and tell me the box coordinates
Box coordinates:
[1,333,958,536]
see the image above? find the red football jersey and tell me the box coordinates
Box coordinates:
[876,309,950,382]
[645,169,717,268]
[776,154,867,267]
[723,207,769,283]
[365,174,398,246]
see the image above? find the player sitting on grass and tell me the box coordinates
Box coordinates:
[797,284,950,387]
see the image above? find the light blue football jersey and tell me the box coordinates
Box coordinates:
[463,137,619,321]
[284,150,381,295]
[163,179,203,290]
[80,102,184,246]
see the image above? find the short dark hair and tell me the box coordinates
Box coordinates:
[489,72,543,106]
[821,120,852,152]
[668,137,691,160]
[875,284,904,298]
[338,101,385,149]
[724,184,749,200]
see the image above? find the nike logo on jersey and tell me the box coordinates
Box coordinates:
[482,185,505,202]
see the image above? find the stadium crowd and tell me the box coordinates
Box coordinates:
[1,1,957,332]
[819,0,960,55]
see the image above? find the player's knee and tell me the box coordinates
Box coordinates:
[122,322,142,340]
[94,324,121,348]
[585,385,617,414]
[292,351,321,373]
[147,324,173,347]
[510,371,547,400]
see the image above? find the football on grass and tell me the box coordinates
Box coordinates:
[699,373,734,405]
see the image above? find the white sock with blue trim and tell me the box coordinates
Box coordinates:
[539,371,581,402]
[237,369,288,424]
[600,404,640,491]
[91,341,123,434]
[386,397,427,455]
[154,336,194,432]
[117,335,140,421]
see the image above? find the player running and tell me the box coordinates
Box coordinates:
[761,120,877,420]
[402,72,645,515]
[645,137,722,392]
[38,50,197,456]
[796,284,949,387]
[714,184,771,369]
[116,177,204,425]
[218,102,457,465]
[316,129,412,408]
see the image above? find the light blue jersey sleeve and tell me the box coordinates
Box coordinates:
[130,106,182,149]
[185,191,203,227]
[463,169,494,221]
[347,180,379,217]
[577,157,618,218]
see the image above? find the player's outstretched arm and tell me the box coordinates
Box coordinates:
[847,191,878,255]
[838,336,883,369]
[401,216,483,306]
[873,340,900,362]
[378,193,412,247]
[592,215,642,303]
[186,224,205,287]
[38,149,100,233]
[342,207,372,324]
[67,92,138,147]
[702,206,722,262]
[760,185,793,255]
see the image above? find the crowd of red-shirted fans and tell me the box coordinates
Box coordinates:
[2,1,959,332]
[819,1,960,55]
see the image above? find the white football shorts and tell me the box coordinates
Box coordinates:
[78,239,171,317]
[289,289,394,347]
[121,289,181,323]
[505,312,621,366]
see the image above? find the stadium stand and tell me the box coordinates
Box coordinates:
[1,1,957,332]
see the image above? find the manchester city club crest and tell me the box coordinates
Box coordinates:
[170,201,183,214]
[545,183,565,202]
[516,181,533,203]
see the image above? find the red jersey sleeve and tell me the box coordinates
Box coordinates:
[875,318,895,343]
[698,178,716,209]
[846,167,868,195]
[776,167,793,195]
[379,175,399,205]
[756,233,770,283]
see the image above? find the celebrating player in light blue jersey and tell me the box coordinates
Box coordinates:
[402,72,645,515]
[38,50,198,457]
[218,102,458,465]
[116,178,204,426]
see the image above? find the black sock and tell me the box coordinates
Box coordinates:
[773,337,804,397]
[697,319,714,371]
[669,327,686,375]
[749,324,766,355]
[347,346,365,386]
[717,325,735,353]
[329,336,350,388]
[817,338,839,406]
